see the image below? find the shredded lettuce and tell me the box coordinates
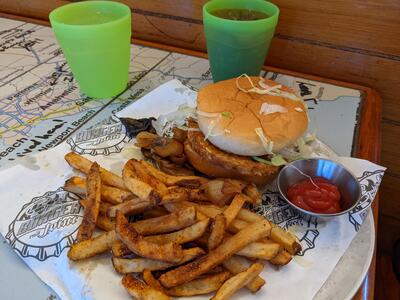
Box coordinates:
[221,111,232,118]
[252,154,288,166]
[152,104,196,137]
[254,127,274,155]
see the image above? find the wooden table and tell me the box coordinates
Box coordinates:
[0,15,381,300]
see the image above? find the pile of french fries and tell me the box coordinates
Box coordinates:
[64,151,301,300]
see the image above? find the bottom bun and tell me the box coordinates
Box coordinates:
[184,126,279,186]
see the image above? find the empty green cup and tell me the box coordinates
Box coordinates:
[203,0,279,82]
[49,1,131,98]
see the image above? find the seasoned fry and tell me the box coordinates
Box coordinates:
[68,230,117,260]
[128,159,169,196]
[163,201,208,221]
[159,220,271,288]
[122,274,170,300]
[140,160,208,188]
[222,256,265,293]
[112,247,205,273]
[161,189,190,203]
[143,269,167,293]
[111,240,132,257]
[235,208,302,255]
[80,199,111,215]
[164,186,207,202]
[212,263,264,300]
[193,203,249,233]
[236,207,265,223]
[168,271,232,297]
[115,212,184,263]
[132,206,196,235]
[107,199,152,218]
[223,194,246,226]
[64,152,125,189]
[208,214,226,250]
[203,180,230,206]
[112,219,210,257]
[269,249,293,266]
[146,218,210,245]
[243,183,261,205]
[123,159,161,203]
[143,206,168,219]
[96,212,115,231]
[76,162,102,242]
[236,240,281,260]
[270,226,302,255]
[64,176,132,204]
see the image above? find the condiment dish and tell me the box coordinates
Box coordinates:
[277,158,361,219]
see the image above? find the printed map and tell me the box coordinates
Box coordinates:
[0,18,168,164]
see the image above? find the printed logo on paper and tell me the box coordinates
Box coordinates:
[348,170,385,232]
[6,188,83,261]
[252,190,319,256]
[67,115,130,156]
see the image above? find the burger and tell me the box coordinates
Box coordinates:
[184,75,309,186]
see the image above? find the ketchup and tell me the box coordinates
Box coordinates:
[287,177,341,214]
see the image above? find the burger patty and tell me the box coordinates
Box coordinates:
[184,122,279,185]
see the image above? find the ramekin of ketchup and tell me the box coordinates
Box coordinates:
[287,177,342,214]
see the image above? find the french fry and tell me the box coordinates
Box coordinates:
[163,201,208,221]
[115,212,184,263]
[112,247,205,273]
[222,256,265,293]
[146,218,210,245]
[223,194,247,226]
[131,206,196,235]
[96,212,115,231]
[80,199,111,215]
[168,271,232,297]
[76,162,102,242]
[143,206,168,219]
[68,230,117,260]
[236,208,302,255]
[111,240,132,257]
[208,214,226,250]
[112,218,210,257]
[236,207,265,223]
[143,269,167,293]
[64,176,132,204]
[243,183,261,205]
[193,203,249,233]
[127,159,169,196]
[122,274,170,300]
[107,199,152,218]
[159,220,271,288]
[123,159,161,203]
[212,263,264,300]
[269,249,293,266]
[270,226,302,255]
[140,160,208,188]
[236,240,281,260]
[64,152,125,190]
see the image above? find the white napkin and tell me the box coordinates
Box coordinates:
[0,80,385,300]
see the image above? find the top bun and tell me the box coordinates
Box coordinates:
[197,76,308,156]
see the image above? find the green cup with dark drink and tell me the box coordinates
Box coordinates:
[203,0,279,82]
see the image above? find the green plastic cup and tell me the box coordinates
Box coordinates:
[203,0,279,82]
[49,1,131,98]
